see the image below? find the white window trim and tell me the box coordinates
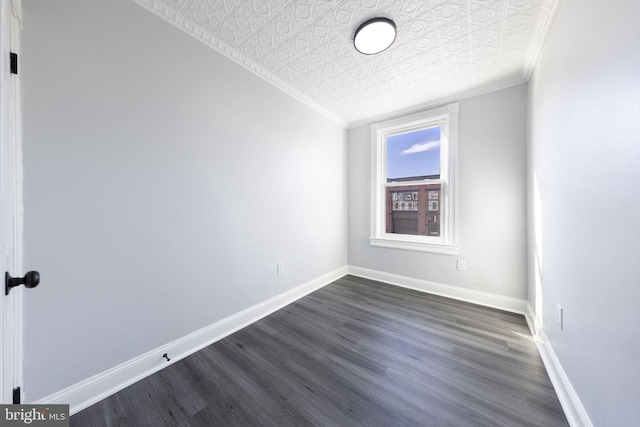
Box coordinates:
[370,103,459,255]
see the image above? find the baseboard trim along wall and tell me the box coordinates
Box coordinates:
[33,266,348,415]
[349,266,593,427]
[535,330,594,427]
[347,265,529,314]
[34,264,592,426]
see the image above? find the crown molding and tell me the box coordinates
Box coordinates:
[129,0,348,128]
[129,0,561,130]
[522,0,563,81]
[348,77,527,129]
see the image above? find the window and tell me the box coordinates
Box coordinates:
[370,103,458,255]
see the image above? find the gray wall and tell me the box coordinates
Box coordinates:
[527,0,640,424]
[22,0,346,401]
[348,85,528,299]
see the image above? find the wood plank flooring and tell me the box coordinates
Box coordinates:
[71,275,568,426]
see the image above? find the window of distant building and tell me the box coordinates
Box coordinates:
[370,103,459,255]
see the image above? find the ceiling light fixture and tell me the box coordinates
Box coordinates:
[353,17,397,55]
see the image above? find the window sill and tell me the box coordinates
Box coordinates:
[369,236,459,255]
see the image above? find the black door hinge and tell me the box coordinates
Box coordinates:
[10,52,18,75]
[13,387,21,404]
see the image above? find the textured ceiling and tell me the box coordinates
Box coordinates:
[132,0,561,127]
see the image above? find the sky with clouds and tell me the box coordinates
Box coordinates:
[387,126,441,180]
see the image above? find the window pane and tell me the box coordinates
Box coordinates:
[386,126,440,182]
[386,184,440,236]
[371,103,457,251]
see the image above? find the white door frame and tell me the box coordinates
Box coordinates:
[0,0,24,405]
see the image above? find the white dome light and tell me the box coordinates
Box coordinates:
[354,18,397,55]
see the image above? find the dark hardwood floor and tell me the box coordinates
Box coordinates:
[71,275,568,427]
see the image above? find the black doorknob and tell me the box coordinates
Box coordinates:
[5,271,40,295]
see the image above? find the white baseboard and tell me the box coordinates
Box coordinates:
[524,301,586,426]
[33,266,348,415]
[524,301,541,337]
[349,266,593,427]
[34,265,593,427]
[531,328,594,427]
[347,265,528,315]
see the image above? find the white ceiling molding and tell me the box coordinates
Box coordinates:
[130,0,348,127]
[521,0,563,81]
[130,0,562,129]
[349,77,524,129]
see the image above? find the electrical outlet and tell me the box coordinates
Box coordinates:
[456,259,467,271]
[277,262,285,276]
[556,304,563,329]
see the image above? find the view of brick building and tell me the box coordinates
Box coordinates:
[385,175,441,237]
